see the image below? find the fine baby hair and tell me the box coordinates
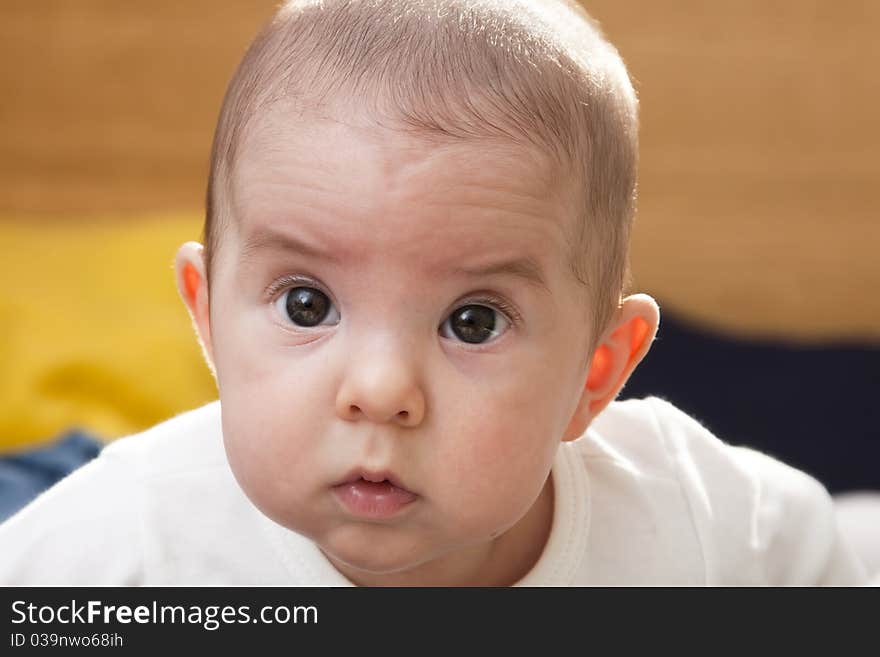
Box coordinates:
[204,0,638,350]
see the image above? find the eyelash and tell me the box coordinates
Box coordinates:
[264,274,523,326]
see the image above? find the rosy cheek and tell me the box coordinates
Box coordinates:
[437,417,517,489]
[224,416,305,512]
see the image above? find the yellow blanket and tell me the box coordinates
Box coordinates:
[0,213,217,451]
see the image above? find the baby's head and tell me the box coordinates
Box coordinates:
[176,0,659,585]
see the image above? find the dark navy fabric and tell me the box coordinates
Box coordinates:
[624,308,880,494]
[0,431,102,522]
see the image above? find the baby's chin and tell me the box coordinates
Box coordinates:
[316,524,453,585]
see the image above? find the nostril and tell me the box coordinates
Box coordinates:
[344,405,412,422]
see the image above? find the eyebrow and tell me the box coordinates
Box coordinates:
[240,227,549,292]
[239,228,344,264]
[449,256,550,293]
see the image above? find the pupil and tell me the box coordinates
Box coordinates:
[451,305,496,344]
[286,287,329,326]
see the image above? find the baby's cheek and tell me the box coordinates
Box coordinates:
[436,411,551,519]
[221,406,328,532]
[220,390,310,483]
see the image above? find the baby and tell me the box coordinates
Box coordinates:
[0,0,867,585]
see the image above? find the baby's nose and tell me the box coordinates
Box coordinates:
[334,343,426,427]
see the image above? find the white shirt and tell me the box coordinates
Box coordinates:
[0,397,866,585]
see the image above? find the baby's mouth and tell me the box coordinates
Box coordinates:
[348,479,405,495]
[336,468,413,492]
[332,470,418,519]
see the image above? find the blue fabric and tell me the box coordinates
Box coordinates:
[0,431,102,522]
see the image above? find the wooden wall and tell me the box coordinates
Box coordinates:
[2,0,878,342]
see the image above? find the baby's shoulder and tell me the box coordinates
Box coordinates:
[580,396,732,477]
[587,396,821,490]
[581,395,816,503]
[0,401,232,584]
[575,397,858,584]
[101,400,226,477]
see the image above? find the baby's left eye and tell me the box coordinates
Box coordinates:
[439,304,510,345]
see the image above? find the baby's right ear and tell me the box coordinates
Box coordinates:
[174,242,215,375]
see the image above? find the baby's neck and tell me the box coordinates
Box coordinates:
[478,474,555,586]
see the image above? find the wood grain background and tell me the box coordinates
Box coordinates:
[2,0,878,342]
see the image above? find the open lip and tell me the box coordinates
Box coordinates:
[335,468,415,495]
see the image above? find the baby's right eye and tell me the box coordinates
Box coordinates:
[274,287,340,328]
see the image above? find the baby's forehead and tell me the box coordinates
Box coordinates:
[226,132,568,280]
[219,106,581,276]
[236,105,562,192]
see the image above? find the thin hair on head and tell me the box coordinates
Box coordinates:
[204,0,639,352]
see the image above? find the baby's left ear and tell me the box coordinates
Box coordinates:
[561,293,660,442]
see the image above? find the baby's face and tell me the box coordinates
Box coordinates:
[208,109,594,584]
